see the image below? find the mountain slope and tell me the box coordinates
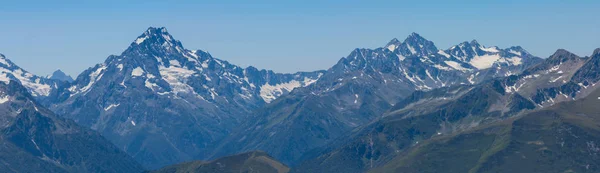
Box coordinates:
[293,48,600,173]
[292,82,536,173]
[0,81,143,173]
[211,33,542,165]
[150,151,289,173]
[368,82,600,173]
[48,27,323,169]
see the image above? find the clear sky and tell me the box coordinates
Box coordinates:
[0,0,598,77]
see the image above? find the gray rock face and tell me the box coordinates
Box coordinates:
[47,27,323,169]
[210,33,542,165]
[0,81,143,173]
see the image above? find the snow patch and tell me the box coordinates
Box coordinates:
[550,76,563,83]
[201,60,209,68]
[387,44,397,51]
[159,65,196,94]
[467,74,476,84]
[480,46,499,53]
[260,80,301,103]
[505,56,522,65]
[145,79,158,91]
[135,36,148,44]
[469,54,501,69]
[104,104,120,111]
[434,64,453,71]
[131,67,144,77]
[438,50,450,58]
[397,54,406,61]
[0,95,9,104]
[509,50,522,56]
[444,61,470,72]
[117,64,123,71]
[303,75,320,86]
[406,44,416,54]
[0,74,9,83]
[402,69,417,83]
[169,60,181,67]
[548,64,561,73]
[425,70,434,80]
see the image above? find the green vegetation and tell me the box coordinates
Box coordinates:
[151,151,289,173]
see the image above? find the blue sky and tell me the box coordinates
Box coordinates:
[0,0,598,76]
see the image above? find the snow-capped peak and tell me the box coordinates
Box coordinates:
[126,27,184,55]
[446,40,537,70]
[399,32,438,56]
[66,27,325,106]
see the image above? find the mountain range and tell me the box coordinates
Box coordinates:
[0,26,599,172]
[209,32,543,165]
[293,48,600,173]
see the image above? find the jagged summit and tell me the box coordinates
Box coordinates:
[469,39,480,45]
[346,32,541,79]
[134,27,172,44]
[403,32,427,42]
[384,32,437,56]
[400,32,438,56]
[455,40,476,48]
[125,26,185,55]
[551,49,578,58]
[385,38,401,51]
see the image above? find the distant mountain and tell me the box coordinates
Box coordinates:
[150,151,289,173]
[0,81,143,173]
[48,27,324,169]
[47,69,74,82]
[210,33,542,165]
[293,48,600,173]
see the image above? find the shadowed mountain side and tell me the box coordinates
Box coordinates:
[0,81,143,173]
